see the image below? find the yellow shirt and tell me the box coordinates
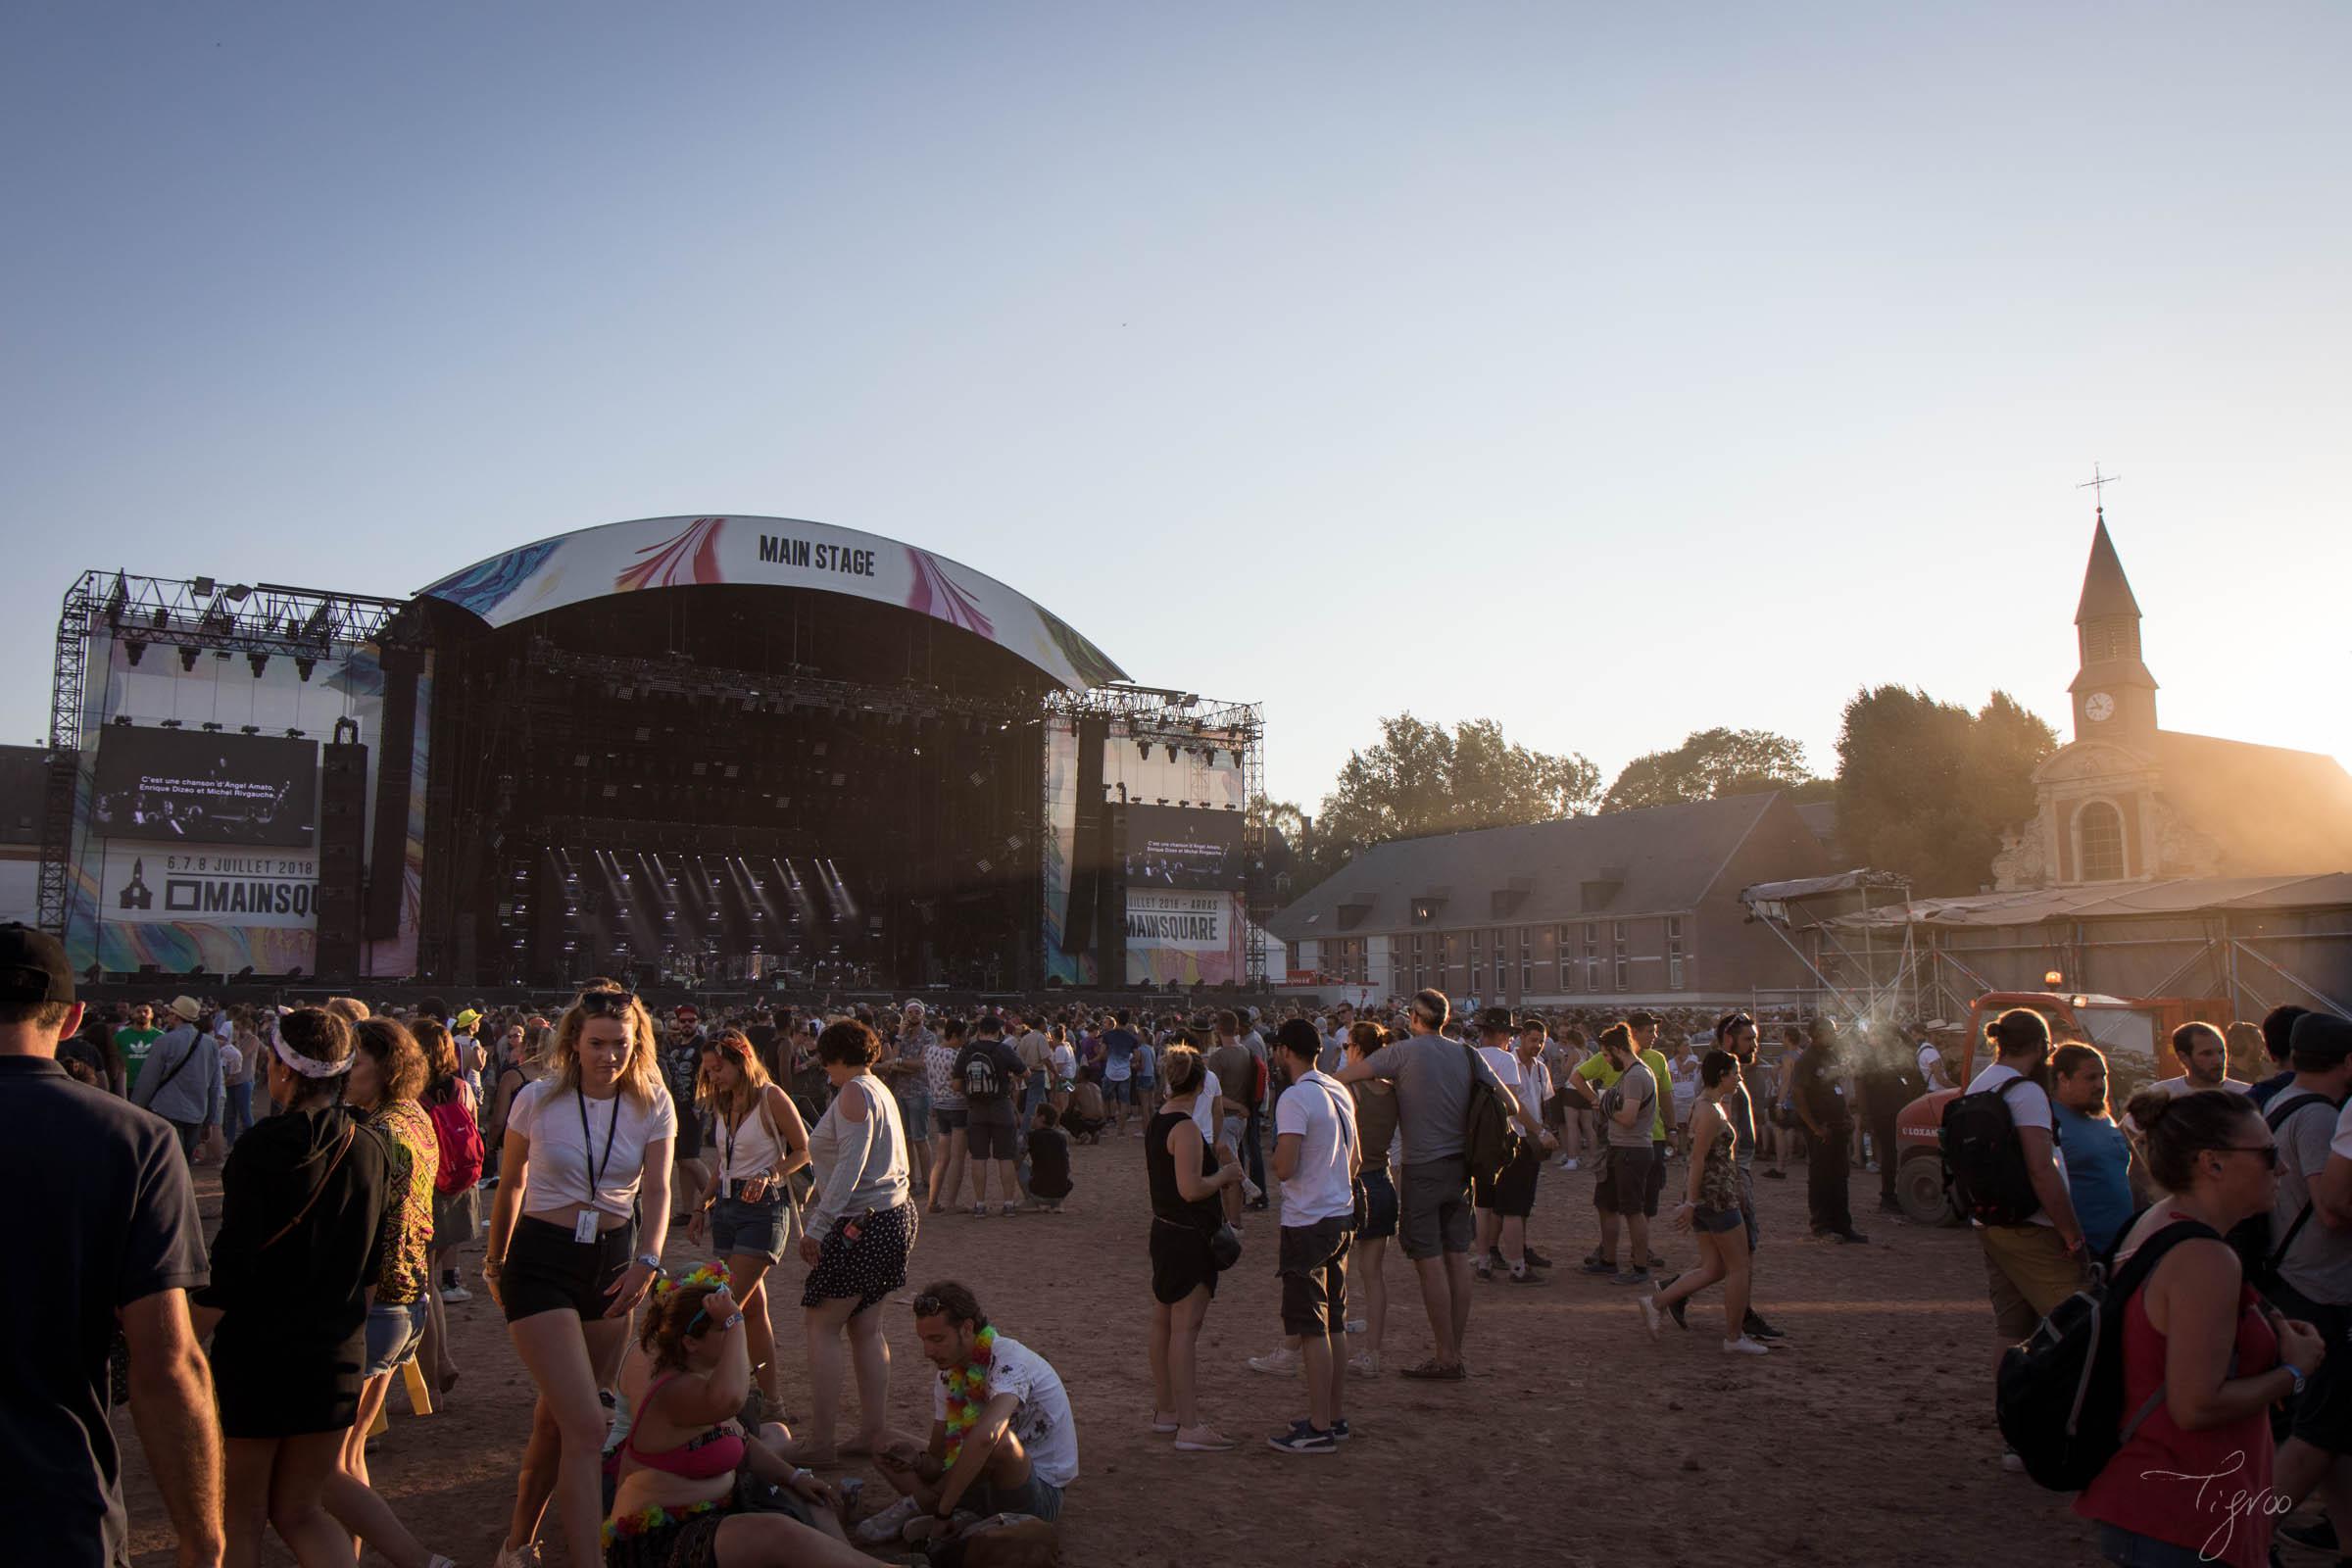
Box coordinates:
[1572,1049,1674,1143]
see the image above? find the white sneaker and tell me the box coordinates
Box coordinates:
[854,1494,923,1545]
[1348,1350,1380,1377]
[494,1543,541,1568]
[441,1283,473,1303]
[2000,1449,2027,1474]
[1558,1157,1580,1171]
[1242,1176,1265,1204]
[1344,1318,1367,1335]
[1247,1346,1301,1376]
[1638,1295,1662,1341]
[1722,1336,1771,1356]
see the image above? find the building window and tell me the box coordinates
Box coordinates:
[1612,924,1629,991]
[1471,964,1484,995]
[1585,922,1600,991]
[1470,930,1482,953]
[2080,801,2128,882]
[1411,933,1423,956]
[1521,961,1533,992]
[1666,915,1686,991]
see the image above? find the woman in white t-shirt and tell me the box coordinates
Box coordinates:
[482,988,676,1568]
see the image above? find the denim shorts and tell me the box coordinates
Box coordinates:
[364,1298,426,1377]
[1692,1204,1744,1235]
[974,1468,1063,1523]
[932,1106,968,1136]
[1103,1076,1133,1103]
[710,1194,792,1262]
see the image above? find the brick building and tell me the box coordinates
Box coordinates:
[1269,791,1833,1007]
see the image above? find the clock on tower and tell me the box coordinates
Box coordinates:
[2069,512,2158,742]
[2084,692,2115,723]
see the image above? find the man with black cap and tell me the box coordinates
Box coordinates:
[0,924,220,1567]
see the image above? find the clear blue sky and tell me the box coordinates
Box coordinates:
[5,3,2345,810]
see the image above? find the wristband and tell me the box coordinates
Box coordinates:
[635,1253,664,1273]
[2284,1361,2309,1396]
[720,1311,745,1331]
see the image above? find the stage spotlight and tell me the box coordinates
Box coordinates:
[294,657,317,682]
[177,647,199,673]
[239,724,260,736]
[124,640,147,666]
[111,714,132,727]
[160,718,182,729]
[247,653,268,678]
[150,606,169,630]
[192,576,216,598]
[284,728,305,739]
[1164,745,1178,762]
[201,721,222,733]
[223,584,252,603]
[1137,740,1152,761]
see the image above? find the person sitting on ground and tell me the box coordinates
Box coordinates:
[606,1265,870,1567]
[1642,1051,1770,1355]
[1025,1105,1072,1213]
[1062,1077,1108,1143]
[861,1282,1080,1544]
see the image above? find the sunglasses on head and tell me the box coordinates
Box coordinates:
[578,990,638,1017]
[911,1293,948,1317]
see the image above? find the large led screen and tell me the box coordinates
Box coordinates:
[92,727,319,848]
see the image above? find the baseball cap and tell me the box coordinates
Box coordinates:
[0,923,74,1005]
[1475,1005,1516,1034]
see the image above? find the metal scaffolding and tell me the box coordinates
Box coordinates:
[36,569,416,937]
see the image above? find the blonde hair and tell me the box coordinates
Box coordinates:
[549,989,662,1108]
[696,1028,774,1119]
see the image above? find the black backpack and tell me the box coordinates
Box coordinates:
[1940,1076,2046,1226]
[1460,1043,1522,1188]
[1996,1218,2217,1491]
[2230,1090,2345,1293]
[959,1043,1005,1105]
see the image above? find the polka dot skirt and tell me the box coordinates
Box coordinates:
[801,1200,917,1311]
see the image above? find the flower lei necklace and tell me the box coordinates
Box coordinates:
[941,1325,998,1466]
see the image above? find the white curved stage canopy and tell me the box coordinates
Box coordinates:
[418,514,1127,691]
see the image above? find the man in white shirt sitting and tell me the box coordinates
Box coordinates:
[862,1280,1080,1542]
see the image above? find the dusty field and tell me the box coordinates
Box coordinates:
[122,1134,2111,1568]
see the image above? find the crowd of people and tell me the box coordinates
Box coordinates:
[18,911,2348,1568]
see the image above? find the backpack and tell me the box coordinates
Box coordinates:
[1996,1219,2217,1491]
[1939,1076,2046,1226]
[2230,1089,2345,1292]
[427,1094,485,1195]
[1459,1043,1520,1188]
[960,1043,1006,1105]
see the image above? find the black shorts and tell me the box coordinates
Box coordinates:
[966,1109,1018,1161]
[1592,1146,1655,1218]
[2271,1283,2352,1453]
[673,1105,705,1160]
[1151,1215,1219,1304]
[1278,1215,1351,1338]
[1477,1139,1542,1219]
[501,1213,637,1323]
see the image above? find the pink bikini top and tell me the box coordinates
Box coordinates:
[624,1374,746,1480]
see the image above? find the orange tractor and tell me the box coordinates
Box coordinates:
[1891,989,2230,1225]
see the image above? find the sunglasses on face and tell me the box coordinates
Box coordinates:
[2216,1145,2279,1169]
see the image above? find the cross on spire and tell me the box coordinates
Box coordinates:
[2078,464,2122,518]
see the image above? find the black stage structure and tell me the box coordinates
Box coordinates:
[39,516,1267,999]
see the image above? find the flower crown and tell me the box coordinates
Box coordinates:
[653,1261,730,1299]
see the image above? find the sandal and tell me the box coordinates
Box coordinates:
[1399,1358,1467,1381]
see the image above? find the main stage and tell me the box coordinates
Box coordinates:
[36,515,1265,993]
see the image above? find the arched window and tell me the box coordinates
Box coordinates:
[2079,801,2128,882]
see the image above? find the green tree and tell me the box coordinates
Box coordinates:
[1272,714,1600,897]
[1600,727,1820,811]
[1834,686,2058,895]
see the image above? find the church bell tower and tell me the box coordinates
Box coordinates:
[2068,511,2159,744]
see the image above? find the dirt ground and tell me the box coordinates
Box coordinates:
[121,1131,2113,1568]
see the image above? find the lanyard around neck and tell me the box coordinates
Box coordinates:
[575,1087,620,1202]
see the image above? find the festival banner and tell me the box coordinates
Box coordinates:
[1124,890,1246,987]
